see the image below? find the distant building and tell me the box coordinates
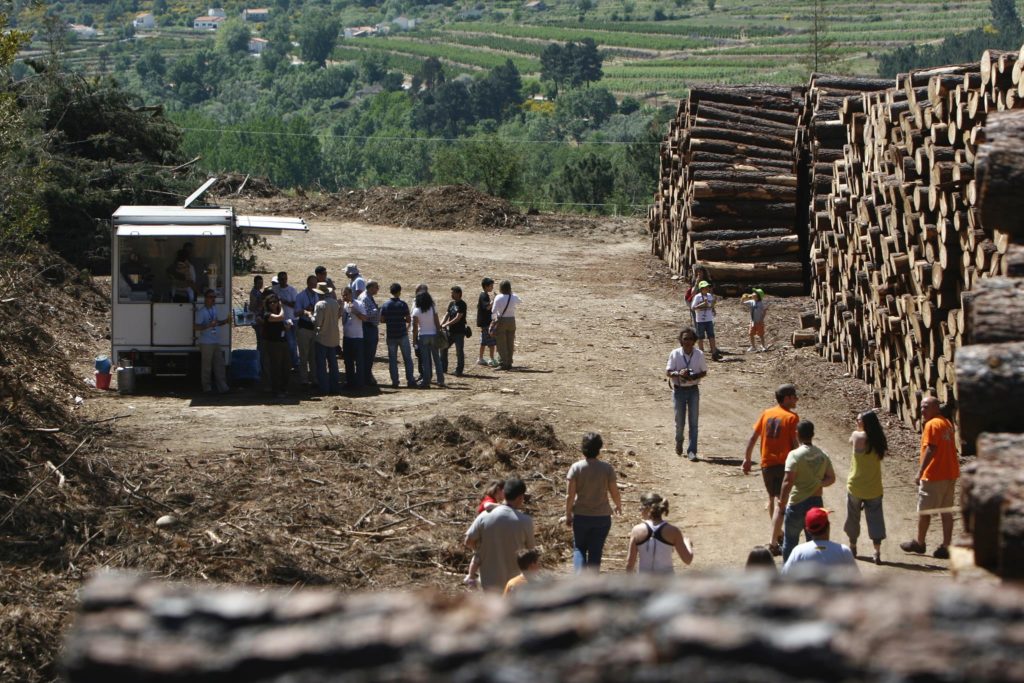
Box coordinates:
[343,26,377,38]
[248,37,268,54]
[68,23,98,38]
[207,8,227,18]
[242,8,270,22]
[374,22,391,35]
[456,8,483,20]
[194,15,227,30]
[392,16,417,30]
[133,12,155,29]
[524,1,547,10]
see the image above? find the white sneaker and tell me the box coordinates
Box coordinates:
[476,359,488,366]
[746,346,756,353]
[758,345,768,352]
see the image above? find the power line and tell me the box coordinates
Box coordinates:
[176,125,661,146]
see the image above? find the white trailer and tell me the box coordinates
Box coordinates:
[111,186,306,377]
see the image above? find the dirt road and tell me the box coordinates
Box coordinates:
[83,216,954,577]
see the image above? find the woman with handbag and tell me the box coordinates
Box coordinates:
[490,280,521,371]
[412,289,446,388]
[440,285,469,377]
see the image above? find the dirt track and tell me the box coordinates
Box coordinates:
[82,216,958,576]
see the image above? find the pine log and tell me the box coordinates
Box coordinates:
[961,432,1024,579]
[689,200,795,220]
[960,277,1024,344]
[955,342,1024,456]
[690,180,798,201]
[792,329,818,347]
[712,281,805,297]
[684,168,798,187]
[688,228,794,242]
[688,126,795,150]
[975,110,1024,237]
[687,138,795,161]
[698,260,803,282]
[693,235,800,261]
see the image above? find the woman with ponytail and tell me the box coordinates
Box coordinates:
[844,410,888,564]
[626,492,694,574]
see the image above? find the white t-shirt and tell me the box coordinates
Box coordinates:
[491,293,521,320]
[691,292,715,323]
[344,299,365,339]
[781,540,858,575]
[412,306,438,335]
[665,347,707,388]
[273,284,299,322]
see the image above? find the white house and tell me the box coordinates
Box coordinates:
[132,12,155,29]
[68,23,98,38]
[242,8,270,22]
[392,16,417,30]
[343,25,376,38]
[248,37,268,54]
[524,1,547,10]
[194,14,227,30]
[207,8,227,18]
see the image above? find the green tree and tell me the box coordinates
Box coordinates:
[992,0,1024,44]
[556,86,617,141]
[216,18,251,55]
[297,9,339,67]
[432,138,523,198]
[557,152,615,211]
[472,58,522,122]
[801,0,841,74]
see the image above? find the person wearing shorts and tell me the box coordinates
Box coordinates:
[744,384,800,555]
[690,280,721,360]
[476,277,497,367]
[741,288,768,352]
[900,396,959,560]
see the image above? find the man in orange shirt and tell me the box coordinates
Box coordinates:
[743,384,800,555]
[900,396,959,559]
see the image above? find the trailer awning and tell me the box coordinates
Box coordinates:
[236,215,309,235]
[113,207,234,226]
[115,225,227,237]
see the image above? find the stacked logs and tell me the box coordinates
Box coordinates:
[958,108,1024,579]
[649,85,806,296]
[807,49,1024,432]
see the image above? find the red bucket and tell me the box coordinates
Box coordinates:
[95,371,112,390]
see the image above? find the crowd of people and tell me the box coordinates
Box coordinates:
[205,264,524,399]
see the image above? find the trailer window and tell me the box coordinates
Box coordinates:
[117,236,226,304]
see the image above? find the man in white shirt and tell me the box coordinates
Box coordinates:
[782,507,858,575]
[690,280,722,361]
[346,263,366,298]
[193,289,229,393]
[294,275,320,386]
[665,328,708,461]
[358,281,381,386]
[272,271,299,370]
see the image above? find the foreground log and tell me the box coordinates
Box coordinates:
[976,110,1024,237]
[955,341,1024,456]
[62,572,1024,683]
[961,276,1024,343]
[961,432,1024,579]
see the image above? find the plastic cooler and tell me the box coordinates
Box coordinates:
[230,349,261,382]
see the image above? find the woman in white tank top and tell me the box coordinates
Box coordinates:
[626,492,694,574]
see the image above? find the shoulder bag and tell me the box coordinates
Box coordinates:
[430,308,449,351]
[488,297,511,336]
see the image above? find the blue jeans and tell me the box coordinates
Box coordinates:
[572,514,612,572]
[783,495,823,561]
[315,341,340,394]
[442,331,465,375]
[672,386,699,455]
[343,336,363,388]
[285,325,299,368]
[418,335,444,387]
[387,335,416,386]
[362,323,379,385]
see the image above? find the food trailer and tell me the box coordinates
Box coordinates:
[110,181,307,377]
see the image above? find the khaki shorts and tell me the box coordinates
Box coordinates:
[917,479,956,512]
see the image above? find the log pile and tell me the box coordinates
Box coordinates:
[649,85,807,296]
[957,106,1024,580]
[807,50,1024,432]
[63,572,1024,682]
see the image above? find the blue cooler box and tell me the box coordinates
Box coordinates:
[230,349,261,382]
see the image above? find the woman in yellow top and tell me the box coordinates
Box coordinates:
[843,410,887,565]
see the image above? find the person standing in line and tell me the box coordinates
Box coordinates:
[845,410,888,564]
[341,286,367,391]
[900,396,960,560]
[314,265,334,291]
[193,288,229,394]
[740,288,769,353]
[665,328,707,461]
[684,265,710,327]
[345,263,366,299]
[776,420,837,562]
[261,293,290,399]
[411,288,445,388]
[272,271,299,370]
[743,384,801,555]
[781,507,858,575]
[464,477,536,592]
[476,277,498,367]
[441,285,468,377]
[249,275,266,383]
[690,280,721,361]
[379,283,416,389]
[312,283,341,395]
[625,492,694,574]
[294,275,320,387]
[565,432,622,573]
[359,280,381,386]
[491,280,521,371]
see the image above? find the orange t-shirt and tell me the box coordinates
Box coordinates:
[503,573,528,596]
[920,416,959,481]
[753,406,799,468]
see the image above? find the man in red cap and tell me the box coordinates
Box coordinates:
[781,507,857,575]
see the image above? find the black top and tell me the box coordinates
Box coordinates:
[448,299,468,334]
[477,291,492,328]
[262,318,286,342]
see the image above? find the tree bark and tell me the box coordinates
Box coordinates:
[690,180,798,201]
[961,432,1024,579]
[976,110,1024,237]
[693,235,800,261]
[955,342,1024,456]
[698,260,803,282]
[960,277,1024,344]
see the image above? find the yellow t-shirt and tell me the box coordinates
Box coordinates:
[847,447,883,500]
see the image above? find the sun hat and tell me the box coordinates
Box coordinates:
[698,280,711,289]
[345,263,359,276]
[805,507,831,534]
[753,288,766,299]
[315,283,333,296]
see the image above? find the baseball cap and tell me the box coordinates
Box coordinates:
[345,263,359,276]
[698,280,710,289]
[805,507,831,534]
[753,288,766,299]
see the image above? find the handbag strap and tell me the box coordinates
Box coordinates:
[495,296,512,321]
